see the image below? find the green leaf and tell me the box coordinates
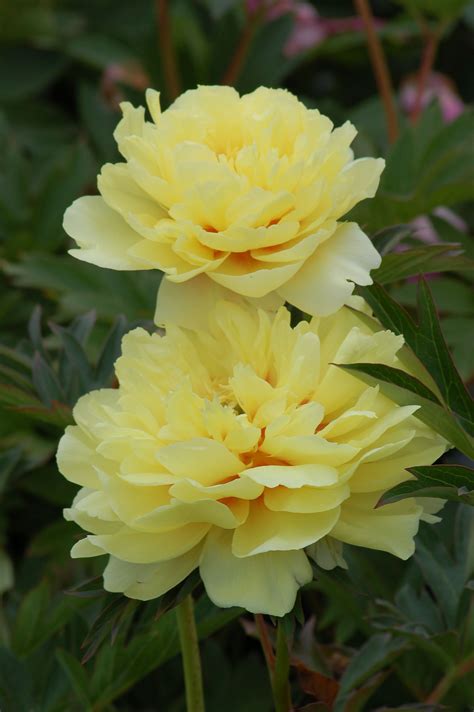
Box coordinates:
[351,109,474,231]
[381,465,474,505]
[414,538,462,629]
[56,649,92,707]
[359,280,474,434]
[95,315,128,387]
[0,648,34,712]
[5,254,160,322]
[0,47,67,102]
[66,34,135,69]
[31,352,65,408]
[374,244,474,285]
[334,634,407,711]
[0,549,14,595]
[0,447,22,496]
[78,82,120,163]
[49,323,94,398]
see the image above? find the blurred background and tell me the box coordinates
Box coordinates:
[0,1,473,710]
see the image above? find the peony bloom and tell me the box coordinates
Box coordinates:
[57,301,446,616]
[64,86,384,318]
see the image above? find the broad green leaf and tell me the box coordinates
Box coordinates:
[351,109,474,231]
[381,465,474,506]
[374,244,474,285]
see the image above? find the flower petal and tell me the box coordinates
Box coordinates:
[200,529,312,616]
[278,222,381,316]
[64,196,148,270]
[103,544,201,600]
[232,499,340,556]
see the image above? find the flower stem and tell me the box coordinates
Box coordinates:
[354,0,399,143]
[255,615,292,712]
[156,0,181,101]
[176,595,205,712]
[273,620,292,712]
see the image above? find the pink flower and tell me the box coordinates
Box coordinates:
[400,72,464,124]
[247,1,380,57]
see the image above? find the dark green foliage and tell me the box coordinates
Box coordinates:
[1,1,473,710]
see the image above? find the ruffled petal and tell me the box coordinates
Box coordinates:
[278,222,381,316]
[200,529,312,616]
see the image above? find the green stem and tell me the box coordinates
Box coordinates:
[273,620,292,712]
[176,595,205,712]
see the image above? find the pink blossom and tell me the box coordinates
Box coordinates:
[400,72,464,124]
[247,1,380,57]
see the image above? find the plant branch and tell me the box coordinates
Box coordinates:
[156,0,181,101]
[354,0,399,143]
[255,616,292,711]
[176,595,205,712]
[255,613,275,673]
[222,9,263,86]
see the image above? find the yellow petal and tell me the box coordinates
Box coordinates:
[232,499,340,556]
[64,196,148,270]
[332,493,423,559]
[155,438,243,485]
[242,464,338,488]
[264,483,350,513]
[90,522,210,563]
[278,222,381,316]
[103,544,201,600]
[200,528,312,616]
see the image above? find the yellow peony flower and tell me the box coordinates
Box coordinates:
[63,86,384,317]
[57,302,446,617]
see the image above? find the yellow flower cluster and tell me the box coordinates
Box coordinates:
[64,86,383,317]
[57,303,446,616]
